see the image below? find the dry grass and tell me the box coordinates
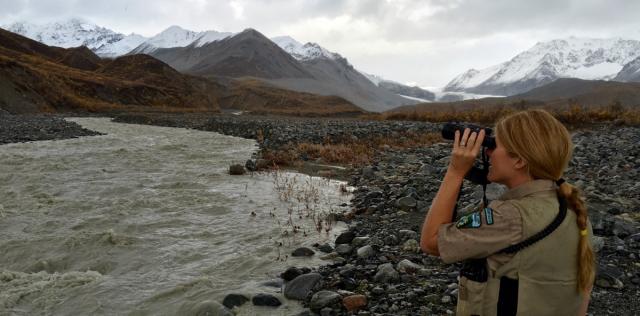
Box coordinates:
[367,102,640,127]
[261,131,441,167]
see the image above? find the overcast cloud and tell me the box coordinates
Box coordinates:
[2,0,639,87]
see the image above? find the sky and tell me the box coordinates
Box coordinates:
[2,0,640,88]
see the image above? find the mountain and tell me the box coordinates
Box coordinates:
[270,36,419,111]
[614,56,640,82]
[0,27,363,116]
[3,18,147,58]
[148,29,413,112]
[512,78,640,107]
[388,77,640,117]
[0,27,223,113]
[149,28,312,79]
[444,37,640,96]
[5,20,415,112]
[360,72,435,101]
[271,36,339,61]
[272,37,432,105]
[129,25,233,55]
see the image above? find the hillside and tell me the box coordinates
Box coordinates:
[0,27,220,113]
[218,79,364,116]
[0,28,364,116]
[388,78,640,116]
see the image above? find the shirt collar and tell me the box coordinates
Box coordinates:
[499,179,556,200]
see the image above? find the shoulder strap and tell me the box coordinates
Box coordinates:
[498,195,567,254]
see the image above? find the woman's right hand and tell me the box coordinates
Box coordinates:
[448,128,486,177]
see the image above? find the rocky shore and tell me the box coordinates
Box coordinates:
[3,113,639,315]
[0,113,102,144]
[110,113,640,315]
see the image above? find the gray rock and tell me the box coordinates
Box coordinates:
[310,290,342,311]
[402,239,420,253]
[320,307,334,316]
[335,244,353,256]
[398,229,418,242]
[374,263,399,283]
[352,236,370,247]
[282,267,304,281]
[284,273,322,300]
[396,196,417,210]
[397,259,423,274]
[591,236,605,253]
[383,234,399,246]
[292,247,315,257]
[335,231,356,244]
[357,245,375,258]
[222,293,249,309]
[318,243,333,253]
[252,293,282,307]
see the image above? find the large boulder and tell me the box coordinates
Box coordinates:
[284,273,323,300]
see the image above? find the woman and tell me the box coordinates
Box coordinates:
[420,109,595,315]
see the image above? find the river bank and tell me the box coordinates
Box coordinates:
[108,112,640,315]
[2,113,639,315]
[0,113,102,144]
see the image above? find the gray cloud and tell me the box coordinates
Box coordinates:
[2,0,639,86]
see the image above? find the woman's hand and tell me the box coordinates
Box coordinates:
[421,127,486,256]
[448,128,486,177]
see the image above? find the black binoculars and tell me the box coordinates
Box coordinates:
[441,122,495,185]
[441,122,496,149]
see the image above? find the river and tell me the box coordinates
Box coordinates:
[0,117,351,315]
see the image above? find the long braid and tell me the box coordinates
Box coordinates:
[558,181,595,292]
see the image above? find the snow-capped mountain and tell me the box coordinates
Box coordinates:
[3,18,147,58]
[445,37,640,96]
[129,25,233,54]
[271,36,339,61]
[361,72,435,101]
[614,56,640,82]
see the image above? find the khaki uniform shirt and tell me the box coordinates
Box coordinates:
[437,180,589,316]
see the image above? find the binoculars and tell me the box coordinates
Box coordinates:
[441,122,496,149]
[441,122,496,185]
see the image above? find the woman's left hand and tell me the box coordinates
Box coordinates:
[448,128,486,177]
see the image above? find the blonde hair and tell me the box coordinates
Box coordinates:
[495,109,595,293]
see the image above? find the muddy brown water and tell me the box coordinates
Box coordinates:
[0,118,351,315]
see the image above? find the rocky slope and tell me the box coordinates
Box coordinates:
[614,56,640,83]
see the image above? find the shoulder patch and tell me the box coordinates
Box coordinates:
[484,207,494,225]
[456,211,482,229]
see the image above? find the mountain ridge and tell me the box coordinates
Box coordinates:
[444,37,640,96]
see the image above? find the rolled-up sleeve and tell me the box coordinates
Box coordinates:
[437,200,523,263]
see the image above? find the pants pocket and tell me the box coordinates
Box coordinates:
[457,276,488,316]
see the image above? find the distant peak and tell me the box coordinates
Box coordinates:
[233,28,268,40]
[239,28,261,35]
[161,25,189,33]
